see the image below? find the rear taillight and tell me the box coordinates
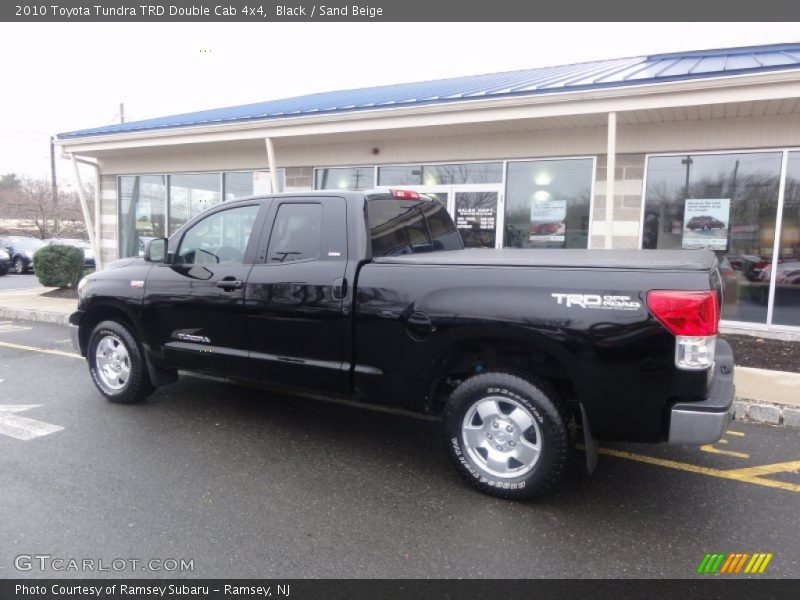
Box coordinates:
[391,189,421,200]
[646,290,720,370]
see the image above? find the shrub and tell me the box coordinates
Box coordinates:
[33,244,84,288]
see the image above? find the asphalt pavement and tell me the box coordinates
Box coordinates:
[0,273,42,291]
[1,321,799,579]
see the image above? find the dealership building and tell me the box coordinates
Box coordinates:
[56,43,800,336]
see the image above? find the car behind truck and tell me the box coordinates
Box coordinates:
[70,190,734,499]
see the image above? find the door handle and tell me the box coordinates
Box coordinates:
[216,278,244,290]
[332,277,348,300]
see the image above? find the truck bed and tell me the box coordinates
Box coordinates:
[373,249,717,271]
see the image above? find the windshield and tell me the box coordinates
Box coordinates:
[367,198,463,257]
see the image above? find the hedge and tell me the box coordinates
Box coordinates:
[33,244,84,288]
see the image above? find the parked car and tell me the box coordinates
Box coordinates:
[685,215,725,231]
[0,235,45,274]
[45,238,95,269]
[70,190,733,499]
[0,248,10,276]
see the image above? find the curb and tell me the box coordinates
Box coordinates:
[0,307,70,326]
[733,399,800,429]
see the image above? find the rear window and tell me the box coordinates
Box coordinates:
[367,199,463,257]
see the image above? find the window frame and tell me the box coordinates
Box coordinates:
[259,199,326,267]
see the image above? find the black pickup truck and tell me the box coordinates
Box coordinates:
[70,190,734,499]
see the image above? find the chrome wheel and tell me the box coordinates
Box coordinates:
[95,334,131,391]
[14,258,24,274]
[461,396,542,478]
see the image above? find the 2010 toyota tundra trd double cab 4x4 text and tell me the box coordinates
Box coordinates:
[70,190,734,499]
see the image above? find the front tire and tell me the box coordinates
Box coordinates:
[88,320,153,403]
[443,372,570,499]
[14,258,26,274]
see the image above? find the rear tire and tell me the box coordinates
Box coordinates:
[88,320,154,404]
[443,372,570,499]
[0,263,7,276]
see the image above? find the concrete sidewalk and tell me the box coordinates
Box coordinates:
[0,286,75,325]
[0,286,797,428]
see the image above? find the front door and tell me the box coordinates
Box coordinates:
[142,201,266,377]
[452,188,501,248]
[245,196,349,393]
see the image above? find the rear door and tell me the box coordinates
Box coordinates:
[244,196,349,392]
[141,200,267,377]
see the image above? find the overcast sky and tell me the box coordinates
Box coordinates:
[1,22,798,185]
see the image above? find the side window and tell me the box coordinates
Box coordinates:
[267,203,323,264]
[176,204,260,265]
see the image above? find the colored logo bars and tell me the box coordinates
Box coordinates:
[697,553,773,574]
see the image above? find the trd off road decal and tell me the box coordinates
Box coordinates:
[551,293,641,311]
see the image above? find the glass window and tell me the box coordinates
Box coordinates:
[223,171,283,200]
[772,151,800,327]
[267,203,323,264]
[119,175,166,258]
[642,152,783,325]
[367,198,462,257]
[176,204,260,265]
[378,162,503,186]
[504,158,593,249]
[454,191,498,248]
[169,173,222,234]
[315,167,374,190]
[422,201,463,251]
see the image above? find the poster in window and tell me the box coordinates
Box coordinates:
[530,199,566,243]
[682,198,730,250]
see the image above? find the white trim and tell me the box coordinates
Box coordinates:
[586,156,598,247]
[766,150,789,326]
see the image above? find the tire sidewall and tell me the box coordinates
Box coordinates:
[445,374,566,496]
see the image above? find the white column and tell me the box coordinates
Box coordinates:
[69,154,98,263]
[605,112,617,250]
[264,137,279,193]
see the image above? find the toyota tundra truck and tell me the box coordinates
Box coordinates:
[70,190,734,499]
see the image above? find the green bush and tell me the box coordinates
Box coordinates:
[33,245,84,288]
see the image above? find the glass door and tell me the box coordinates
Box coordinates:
[452,188,501,249]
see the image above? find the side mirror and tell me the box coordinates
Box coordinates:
[144,238,169,263]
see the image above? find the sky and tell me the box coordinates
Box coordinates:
[1,22,798,186]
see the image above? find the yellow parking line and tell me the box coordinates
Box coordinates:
[700,444,749,459]
[725,461,800,478]
[727,431,745,437]
[0,339,82,360]
[595,447,800,493]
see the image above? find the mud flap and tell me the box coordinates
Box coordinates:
[580,403,598,474]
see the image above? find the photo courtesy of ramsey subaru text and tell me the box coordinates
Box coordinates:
[70,190,733,499]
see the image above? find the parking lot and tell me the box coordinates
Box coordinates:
[1,321,799,578]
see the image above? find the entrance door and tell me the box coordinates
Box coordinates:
[452,188,501,249]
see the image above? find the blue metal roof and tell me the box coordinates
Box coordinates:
[58,43,800,139]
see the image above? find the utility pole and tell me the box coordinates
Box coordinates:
[119,102,125,123]
[50,136,59,235]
